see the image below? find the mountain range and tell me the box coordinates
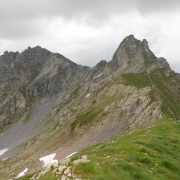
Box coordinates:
[0,35,179,180]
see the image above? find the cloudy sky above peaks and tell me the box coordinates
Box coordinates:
[0,0,180,72]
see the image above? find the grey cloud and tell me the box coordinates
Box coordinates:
[0,20,43,40]
[137,0,180,14]
[1,0,180,20]
[0,0,180,39]
[0,0,131,27]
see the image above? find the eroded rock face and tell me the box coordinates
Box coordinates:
[0,91,26,127]
[0,46,87,128]
[156,57,172,76]
[89,60,107,83]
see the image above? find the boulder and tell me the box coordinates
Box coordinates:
[58,165,66,173]
[64,167,71,175]
[61,175,67,180]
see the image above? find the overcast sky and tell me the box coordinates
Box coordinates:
[0,0,180,72]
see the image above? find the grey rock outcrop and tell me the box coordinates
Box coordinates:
[0,46,88,128]
[31,155,89,180]
[110,35,156,73]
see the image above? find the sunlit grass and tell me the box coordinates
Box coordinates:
[72,118,180,180]
[18,118,180,180]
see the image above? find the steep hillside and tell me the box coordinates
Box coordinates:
[0,35,179,179]
[0,46,88,159]
[76,118,180,180]
[20,118,180,180]
[0,46,86,129]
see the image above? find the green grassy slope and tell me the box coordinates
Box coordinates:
[18,118,180,180]
[71,118,180,180]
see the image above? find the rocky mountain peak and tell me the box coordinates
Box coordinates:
[0,51,19,64]
[121,35,143,47]
[95,60,107,68]
[121,35,149,49]
[24,45,49,52]
[111,35,157,73]
[20,45,51,62]
[123,34,136,41]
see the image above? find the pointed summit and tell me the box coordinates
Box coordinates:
[123,34,136,41]
[121,34,141,46]
[111,35,156,73]
[121,35,149,49]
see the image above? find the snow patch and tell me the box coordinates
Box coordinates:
[2,157,9,161]
[15,168,28,178]
[0,148,9,156]
[65,152,77,159]
[39,153,58,167]
[86,93,90,97]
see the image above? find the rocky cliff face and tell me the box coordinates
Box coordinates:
[0,46,88,128]
[0,35,179,179]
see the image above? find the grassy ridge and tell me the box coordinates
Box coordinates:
[72,118,180,180]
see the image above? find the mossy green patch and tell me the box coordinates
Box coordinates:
[71,106,103,131]
[122,72,151,88]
